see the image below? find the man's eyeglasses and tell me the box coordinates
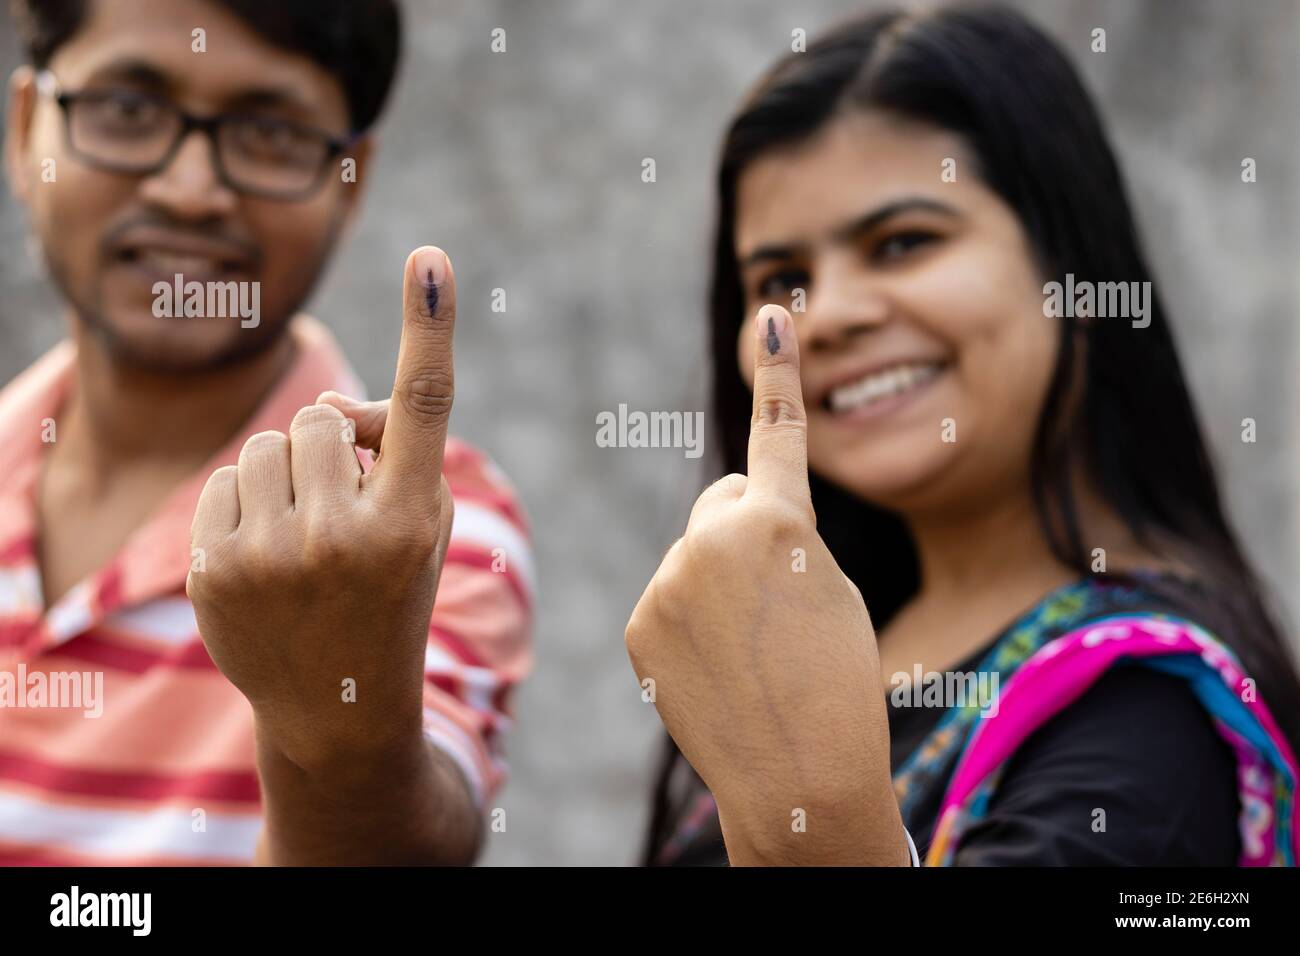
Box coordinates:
[36,71,356,201]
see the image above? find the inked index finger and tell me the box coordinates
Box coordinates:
[746,304,811,504]
[371,245,456,504]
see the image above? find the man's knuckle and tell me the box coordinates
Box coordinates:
[185,569,209,603]
[238,537,287,577]
[394,375,454,422]
[240,430,288,458]
[302,526,352,569]
[379,518,438,562]
[291,403,345,432]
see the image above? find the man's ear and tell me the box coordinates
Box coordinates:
[338,133,376,234]
[4,66,39,206]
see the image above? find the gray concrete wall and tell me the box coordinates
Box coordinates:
[1,0,1296,865]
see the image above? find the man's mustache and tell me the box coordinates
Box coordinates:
[99,212,262,269]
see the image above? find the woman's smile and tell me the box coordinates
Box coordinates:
[814,357,952,425]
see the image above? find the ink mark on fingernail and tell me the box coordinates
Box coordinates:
[766,316,780,355]
[424,268,439,316]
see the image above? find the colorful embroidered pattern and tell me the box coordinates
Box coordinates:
[925,615,1297,866]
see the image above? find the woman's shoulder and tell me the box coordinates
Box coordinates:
[951,568,1245,865]
[956,660,1241,865]
[980,567,1208,667]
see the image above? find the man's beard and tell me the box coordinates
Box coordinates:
[73,294,293,376]
[46,252,314,377]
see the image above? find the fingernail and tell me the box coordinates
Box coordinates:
[757,305,789,355]
[414,246,447,287]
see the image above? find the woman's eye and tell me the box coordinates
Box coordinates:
[874,231,937,261]
[757,269,808,300]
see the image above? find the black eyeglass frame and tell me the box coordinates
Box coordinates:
[35,70,359,201]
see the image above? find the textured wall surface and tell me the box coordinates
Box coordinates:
[1,0,1296,865]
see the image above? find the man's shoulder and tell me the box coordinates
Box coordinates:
[0,341,76,479]
[0,340,75,418]
[441,436,529,534]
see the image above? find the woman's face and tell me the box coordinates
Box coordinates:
[735,111,1061,517]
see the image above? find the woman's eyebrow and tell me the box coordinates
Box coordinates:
[740,196,962,268]
[739,242,806,268]
[829,196,962,243]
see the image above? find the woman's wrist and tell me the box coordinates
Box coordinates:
[717,787,915,866]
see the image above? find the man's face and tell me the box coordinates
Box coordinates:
[6,0,366,372]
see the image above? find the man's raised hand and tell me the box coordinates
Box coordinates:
[188,246,457,772]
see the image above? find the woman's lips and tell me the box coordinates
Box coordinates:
[819,360,948,422]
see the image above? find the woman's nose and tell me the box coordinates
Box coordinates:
[798,262,891,351]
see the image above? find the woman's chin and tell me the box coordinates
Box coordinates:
[813,447,959,512]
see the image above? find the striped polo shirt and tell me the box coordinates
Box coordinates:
[0,316,534,865]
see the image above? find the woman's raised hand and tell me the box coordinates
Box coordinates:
[625,304,909,866]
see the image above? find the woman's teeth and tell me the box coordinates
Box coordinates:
[827,362,943,413]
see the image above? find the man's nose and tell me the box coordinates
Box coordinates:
[135,130,238,219]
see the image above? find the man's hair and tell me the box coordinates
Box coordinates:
[9,0,402,132]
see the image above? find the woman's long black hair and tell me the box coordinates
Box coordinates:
[643,3,1300,864]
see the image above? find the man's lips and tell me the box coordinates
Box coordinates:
[108,229,257,281]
